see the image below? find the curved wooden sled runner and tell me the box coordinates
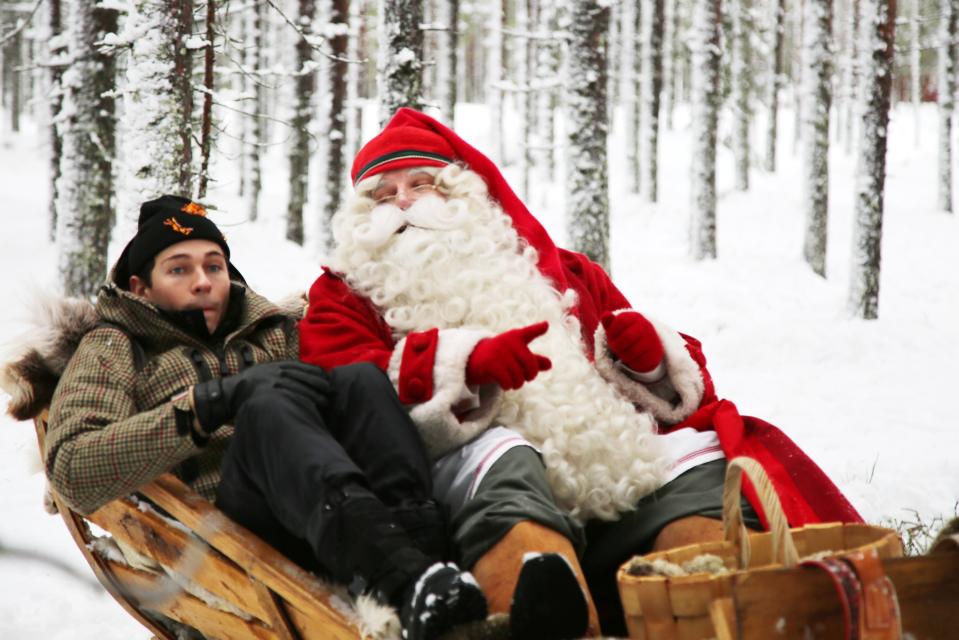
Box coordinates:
[34,411,368,640]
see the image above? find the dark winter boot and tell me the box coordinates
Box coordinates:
[510,553,589,640]
[399,562,489,640]
[391,498,449,563]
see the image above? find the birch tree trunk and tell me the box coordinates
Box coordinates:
[377,0,424,125]
[644,0,665,201]
[802,0,832,277]
[731,0,750,190]
[764,0,785,171]
[938,0,957,212]
[324,0,351,249]
[5,14,22,133]
[849,0,896,319]
[566,0,611,271]
[690,0,722,260]
[56,1,118,297]
[286,0,316,246]
[122,0,193,209]
[517,0,533,200]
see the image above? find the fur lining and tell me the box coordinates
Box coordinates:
[389,329,502,459]
[1,295,99,421]
[593,310,704,425]
[274,291,308,320]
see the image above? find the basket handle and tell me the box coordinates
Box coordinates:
[723,457,799,569]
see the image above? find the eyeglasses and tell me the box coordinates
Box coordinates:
[373,183,439,206]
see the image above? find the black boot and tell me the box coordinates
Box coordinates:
[391,498,449,563]
[509,554,589,640]
[310,490,486,640]
[399,562,488,640]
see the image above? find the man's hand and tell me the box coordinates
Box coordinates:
[192,361,331,433]
[601,311,664,374]
[466,322,552,390]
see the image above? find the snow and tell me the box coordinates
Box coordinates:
[1,99,958,637]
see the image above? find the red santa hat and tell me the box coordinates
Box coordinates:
[351,108,569,291]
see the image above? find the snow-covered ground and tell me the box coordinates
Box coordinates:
[1,101,956,638]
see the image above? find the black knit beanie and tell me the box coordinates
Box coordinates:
[114,195,243,288]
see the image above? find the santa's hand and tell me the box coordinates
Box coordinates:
[601,311,665,375]
[466,322,552,390]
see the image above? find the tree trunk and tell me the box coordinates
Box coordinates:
[517,0,536,200]
[764,0,784,171]
[197,0,216,199]
[6,18,22,133]
[120,0,194,216]
[690,0,721,260]
[377,0,424,125]
[625,0,641,193]
[246,0,266,221]
[346,0,364,164]
[938,0,957,212]
[844,0,860,153]
[644,0,665,201]
[443,0,459,123]
[911,0,920,144]
[286,0,316,246]
[792,0,804,154]
[848,0,895,319]
[566,0,611,271]
[56,2,118,297]
[664,0,679,129]
[731,0,750,190]
[47,0,65,242]
[324,0,350,250]
[487,1,504,163]
[537,1,561,181]
[802,0,832,277]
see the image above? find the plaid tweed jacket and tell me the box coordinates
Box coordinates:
[45,282,300,515]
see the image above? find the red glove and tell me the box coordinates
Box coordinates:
[601,311,664,374]
[466,322,552,390]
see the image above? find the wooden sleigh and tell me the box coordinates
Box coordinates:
[34,411,377,640]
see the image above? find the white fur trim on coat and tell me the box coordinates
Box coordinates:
[388,328,503,459]
[593,310,705,425]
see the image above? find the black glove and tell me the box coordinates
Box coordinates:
[192,360,332,433]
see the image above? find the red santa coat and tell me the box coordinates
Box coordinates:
[300,247,862,528]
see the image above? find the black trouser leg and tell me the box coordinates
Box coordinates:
[215,379,431,602]
[323,363,434,505]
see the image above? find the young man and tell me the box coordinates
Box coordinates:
[34,195,486,640]
[299,109,864,636]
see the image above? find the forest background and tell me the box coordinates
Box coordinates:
[0,0,957,636]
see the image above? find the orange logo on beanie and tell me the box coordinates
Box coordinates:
[180,201,208,216]
[163,217,194,236]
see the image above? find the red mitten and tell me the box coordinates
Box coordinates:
[466,322,553,390]
[601,311,665,374]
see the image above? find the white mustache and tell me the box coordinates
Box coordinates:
[352,194,471,251]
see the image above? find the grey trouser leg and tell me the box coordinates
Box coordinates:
[451,446,584,569]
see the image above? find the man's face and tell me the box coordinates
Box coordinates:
[369,168,445,209]
[129,239,231,333]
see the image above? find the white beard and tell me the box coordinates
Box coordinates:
[333,191,668,521]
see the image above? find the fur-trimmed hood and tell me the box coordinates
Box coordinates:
[1,286,307,422]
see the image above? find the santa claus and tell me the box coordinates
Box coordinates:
[299,108,862,636]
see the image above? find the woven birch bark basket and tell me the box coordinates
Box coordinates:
[615,457,903,640]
